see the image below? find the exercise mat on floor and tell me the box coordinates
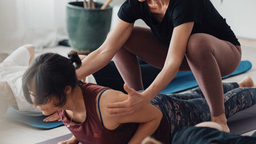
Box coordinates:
[161,60,252,94]
[4,107,63,129]
[36,133,79,144]
[228,104,256,134]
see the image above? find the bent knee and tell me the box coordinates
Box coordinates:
[23,44,35,59]
[186,34,214,58]
[23,44,35,51]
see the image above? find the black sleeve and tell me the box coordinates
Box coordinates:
[171,0,205,27]
[117,0,140,23]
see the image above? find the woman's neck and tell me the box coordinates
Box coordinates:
[63,86,87,124]
[147,0,169,7]
[62,86,85,112]
[147,0,170,22]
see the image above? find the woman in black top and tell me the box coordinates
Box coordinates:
[76,0,241,132]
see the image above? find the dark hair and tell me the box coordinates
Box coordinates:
[22,51,82,106]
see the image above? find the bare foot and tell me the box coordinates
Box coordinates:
[196,121,223,131]
[214,122,230,133]
[238,76,254,88]
[141,136,162,144]
[211,113,230,133]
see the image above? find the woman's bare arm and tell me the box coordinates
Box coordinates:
[142,22,194,100]
[107,22,194,116]
[98,84,163,143]
[76,18,134,80]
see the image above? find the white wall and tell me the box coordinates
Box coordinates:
[0,0,255,53]
[0,0,69,53]
[211,0,256,39]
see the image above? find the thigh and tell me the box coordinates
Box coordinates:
[123,26,168,69]
[125,26,191,70]
[188,33,242,76]
[213,41,241,76]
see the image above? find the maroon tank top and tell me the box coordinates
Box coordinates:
[57,83,170,144]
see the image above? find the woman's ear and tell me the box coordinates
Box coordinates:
[64,86,72,95]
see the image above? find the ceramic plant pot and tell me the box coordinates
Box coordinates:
[66,2,112,53]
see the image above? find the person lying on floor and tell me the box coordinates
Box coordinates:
[22,51,256,144]
[0,44,160,121]
[142,121,256,144]
[0,44,41,116]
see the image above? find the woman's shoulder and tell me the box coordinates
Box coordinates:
[81,83,108,93]
[82,82,105,88]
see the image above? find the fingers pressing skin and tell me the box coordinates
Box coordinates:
[196,121,223,131]
[123,83,136,95]
[107,83,146,117]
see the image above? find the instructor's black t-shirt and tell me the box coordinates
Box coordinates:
[118,0,240,47]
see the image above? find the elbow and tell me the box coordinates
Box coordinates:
[24,44,35,56]
[151,109,163,127]
[156,111,163,124]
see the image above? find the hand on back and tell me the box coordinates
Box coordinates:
[107,83,149,117]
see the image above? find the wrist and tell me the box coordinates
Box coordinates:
[141,90,155,104]
[69,136,78,143]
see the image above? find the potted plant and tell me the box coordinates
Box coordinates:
[66,0,113,54]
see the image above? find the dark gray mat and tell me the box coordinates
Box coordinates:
[36,133,78,144]
[228,104,256,134]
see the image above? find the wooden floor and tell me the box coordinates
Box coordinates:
[0,38,256,144]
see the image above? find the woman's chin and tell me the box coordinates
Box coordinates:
[42,111,57,116]
[41,111,51,116]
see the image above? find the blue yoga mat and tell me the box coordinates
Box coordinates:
[160,60,252,94]
[4,60,252,129]
[4,107,63,129]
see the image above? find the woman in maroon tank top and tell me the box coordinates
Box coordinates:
[22,52,167,144]
[21,51,256,144]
